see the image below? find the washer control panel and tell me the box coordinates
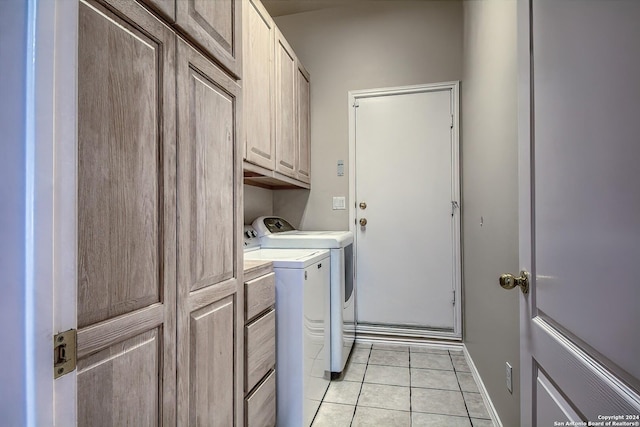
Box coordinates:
[243,225,261,249]
[262,217,295,234]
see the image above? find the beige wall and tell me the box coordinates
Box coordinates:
[461,1,520,425]
[273,1,463,230]
[243,184,274,225]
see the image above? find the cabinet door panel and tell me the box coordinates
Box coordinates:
[190,297,235,426]
[189,71,235,291]
[243,0,275,169]
[275,29,297,179]
[176,0,241,77]
[177,38,243,427]
[79,0,161,328]
[77,329,161,426]
[77,0,176,424]
[297,64,311,183]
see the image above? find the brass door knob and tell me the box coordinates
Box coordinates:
[359,218,368,226]
[499,271,529,294]
[359,202,367,210]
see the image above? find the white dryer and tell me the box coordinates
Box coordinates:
[252,216,355,376]
[244,230,330,427]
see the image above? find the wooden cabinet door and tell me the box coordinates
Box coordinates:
[296,62,311,184]
[77,0,176,424]
[176,38,243,427]
[274,28,297,179]
[243,0,276,169]
[175,0,241,78]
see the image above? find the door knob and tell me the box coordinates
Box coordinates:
[359,218,368,226]
[499,271,529,294]
[359,202,367,210]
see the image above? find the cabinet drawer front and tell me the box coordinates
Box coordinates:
[245,272,275,321]
[245,309,276,392]
[245,370,276,427]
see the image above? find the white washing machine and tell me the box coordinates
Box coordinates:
[244,229,330,427]
[252,216,355,376]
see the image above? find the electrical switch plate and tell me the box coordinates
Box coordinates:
[506,362,513,393]
[332,196,346,210]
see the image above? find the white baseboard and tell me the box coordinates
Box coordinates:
[462,344,503,427]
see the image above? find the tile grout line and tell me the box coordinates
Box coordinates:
[349,345,371,427]
[449,350,474,426]
[409,347,413,427]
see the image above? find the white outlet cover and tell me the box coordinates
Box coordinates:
[333,196,346,210]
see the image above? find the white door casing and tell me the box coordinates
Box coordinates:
[349,82,461,339]
[518,1,640,425]
[53,0,79,424]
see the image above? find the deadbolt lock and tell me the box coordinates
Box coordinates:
[359,202,367,210]
[359,218,368,226]
[499,271,529,294]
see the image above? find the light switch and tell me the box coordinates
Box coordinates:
[332,196,346,210]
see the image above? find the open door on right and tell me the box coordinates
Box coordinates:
[514,1,640,425]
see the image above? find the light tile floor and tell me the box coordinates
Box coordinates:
[311,343,496,427]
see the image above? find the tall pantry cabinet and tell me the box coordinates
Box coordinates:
[76,0,243,425]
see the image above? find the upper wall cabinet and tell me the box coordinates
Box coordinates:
[243,0,276,170]
[176,0,242,78]
[275,28,297,179]
[243,0,312,189]
[296,62,311,184]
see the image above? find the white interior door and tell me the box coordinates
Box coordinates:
[517,1,640,425]
[350,83,461,337]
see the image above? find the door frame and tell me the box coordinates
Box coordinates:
[348,82,462,340]
[53,1,79,424]
[1,0,78,424]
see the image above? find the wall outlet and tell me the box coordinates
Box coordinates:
[506,362,513,394]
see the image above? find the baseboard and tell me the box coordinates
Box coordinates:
[356,334,463,349]
[355,324,462,343]
[462,344,503,427]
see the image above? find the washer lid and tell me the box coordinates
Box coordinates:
[252,216,354,248]
[258,232,353,249]
[244,248,330,268]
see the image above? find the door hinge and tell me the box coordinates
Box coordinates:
[450,114,454,129]
[452,290,456,305]
[353,99,359,108]
[451,200,459,216]
[54,329,77,379]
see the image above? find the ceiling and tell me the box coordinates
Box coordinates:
[261,0,450,17]
[261,0,360,17]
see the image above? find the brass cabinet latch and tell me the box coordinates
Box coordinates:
[54,329,77,379]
